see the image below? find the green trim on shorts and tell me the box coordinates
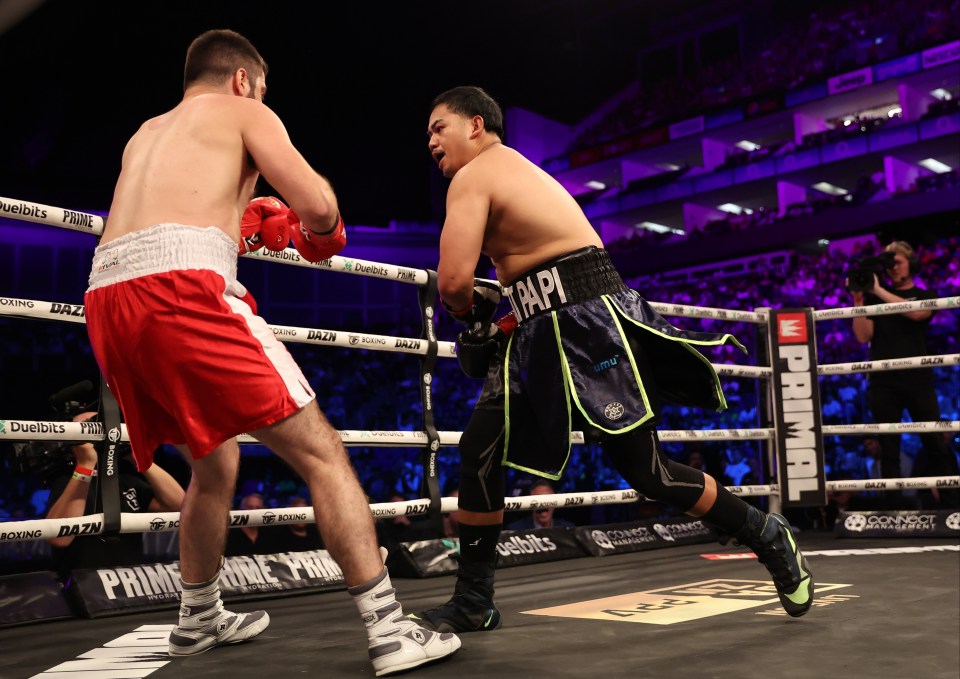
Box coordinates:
[608,294,740,412]
[608,296,747,354]
[681,341,729,411]
[501,317,566,481]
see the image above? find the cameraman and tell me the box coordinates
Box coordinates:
[45,410,185,574]
[849,240,958,508]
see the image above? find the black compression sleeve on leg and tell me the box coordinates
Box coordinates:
[603,428,749,533]
[458,408,506,513]
[603,428,706,509]
[700,483,749,535]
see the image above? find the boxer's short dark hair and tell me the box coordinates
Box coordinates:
[432,86,504,140]
[184,29,268,91]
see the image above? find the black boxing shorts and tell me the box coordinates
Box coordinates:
[474,246,745,479]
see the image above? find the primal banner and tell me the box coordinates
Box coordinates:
[766,308,827,507]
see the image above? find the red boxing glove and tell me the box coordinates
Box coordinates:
[288,211,347,263]
[495,311,517,338]
[239,196,292,255]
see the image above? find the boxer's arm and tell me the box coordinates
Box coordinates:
[850,291,873,343]
[142,462,185,513]
[239,100,340,234]
[45,442,99,548]
[438,170,490,311]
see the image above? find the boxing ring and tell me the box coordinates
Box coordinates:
[0,196,958,678]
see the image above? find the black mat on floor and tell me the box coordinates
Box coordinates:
[4,534,958,679]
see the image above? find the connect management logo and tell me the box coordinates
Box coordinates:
[845,512,938,533]
[652,523,675,542]
[844,514,868,532]
[591,530,614,549]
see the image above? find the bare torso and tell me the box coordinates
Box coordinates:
[102,94,259,245]
[476,146,603,283]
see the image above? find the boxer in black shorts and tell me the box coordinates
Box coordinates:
[411,86,814,634]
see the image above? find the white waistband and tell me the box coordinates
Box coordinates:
[87,224,237,290]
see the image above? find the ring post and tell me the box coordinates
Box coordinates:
[96,379,123,537]
[418,269,443,530]
[755,308,779,514]
[765,307,828,511]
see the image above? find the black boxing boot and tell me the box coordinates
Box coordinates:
[409,556,501,633]
[724,506,814,617]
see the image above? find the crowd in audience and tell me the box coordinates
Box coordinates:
[606,167,960,254]
[569,0,960,154]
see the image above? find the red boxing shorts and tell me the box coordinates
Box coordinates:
[85,223,315,470]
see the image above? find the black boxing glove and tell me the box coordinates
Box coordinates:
[455,312,518,378]
[442,280,502,332]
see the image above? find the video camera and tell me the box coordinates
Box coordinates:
[845,251,896,293]
[13,380,98,481]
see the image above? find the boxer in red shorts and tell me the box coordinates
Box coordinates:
[84,29,458,676]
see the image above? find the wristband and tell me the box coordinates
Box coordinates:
[309,211,342,236]
[74,466,96,476]
[441,299,471,318]
[72,470,93,483]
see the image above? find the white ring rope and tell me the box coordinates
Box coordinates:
[712,364,772,378]
[0,295,456,357]
[0,195,439,285]
[3,419,957,446]
[813,297,960,321]
[245,247,431,286]
[648,301,766,324]
[819,354,960,375]
[269,323,457,357]
[3,476,957,543]
[0,196,106,235]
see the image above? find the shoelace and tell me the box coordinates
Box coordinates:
[180,597,227,629]
[754,539,796,589]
